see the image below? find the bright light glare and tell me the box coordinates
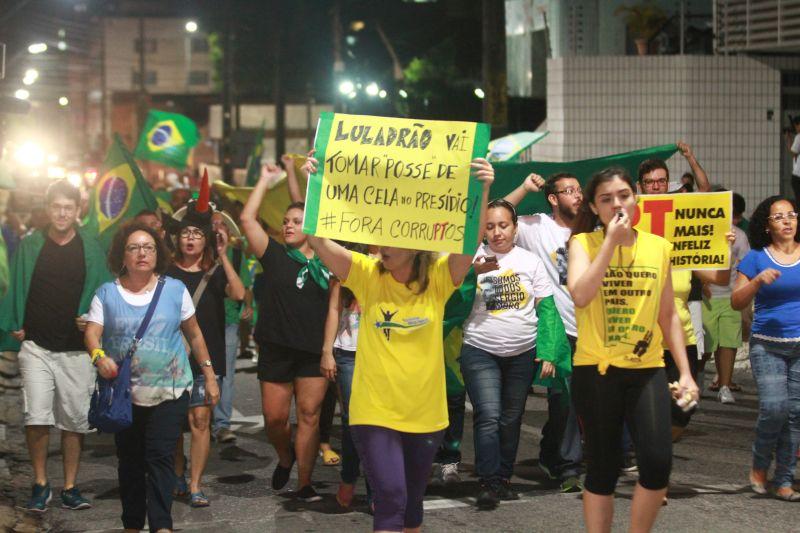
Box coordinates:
[66,171,82,187]
[185,21,198,33]
[347,91,357,99]
[84,169,98,185]
[474,88,485,99]
[57,41,67,51]
[24,69,38,82]
[338,80,354,95]
[398,89,408,98]
[48,166,66,179]
[15,142,45,167]
[365,82,379,97]
[47,154,59,163]
[378,90,387,99]
[28,43,47,54]
[14,89,30,100]
[59,96,69,106]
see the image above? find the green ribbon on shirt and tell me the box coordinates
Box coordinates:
[285,246,330,290]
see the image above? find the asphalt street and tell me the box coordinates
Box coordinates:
[37,357,800,533]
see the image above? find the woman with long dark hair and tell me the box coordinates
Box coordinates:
[567,167,699,532]
[732,195,800,501]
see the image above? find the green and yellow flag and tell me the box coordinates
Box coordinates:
[134,109,200,169]
[85,136,160,250]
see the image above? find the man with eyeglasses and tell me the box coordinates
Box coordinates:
[0,179,110,512]
[504,171,585,493]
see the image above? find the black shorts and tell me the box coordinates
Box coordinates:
[257,342,322,382]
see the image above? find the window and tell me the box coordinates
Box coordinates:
[132,70,157,86]
[188,70,209,86]
[133,38,157,54]
[191,37,209,53]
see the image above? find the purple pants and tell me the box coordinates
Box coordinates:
[350,425,444,532]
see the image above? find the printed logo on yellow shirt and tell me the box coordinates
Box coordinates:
[479,269,529,315]
[375,308,430,340]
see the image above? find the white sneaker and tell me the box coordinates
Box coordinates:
[718,385,735,404]
[251,352,258,364]
[441,462,461,484]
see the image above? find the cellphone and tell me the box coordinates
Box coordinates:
[484,255,497,263]
[616,211,624,219]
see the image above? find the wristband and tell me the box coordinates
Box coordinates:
[91,349,106,365]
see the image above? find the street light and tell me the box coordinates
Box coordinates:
[378,89,387,99]
[185,21,198,33]
[365,82,379,97]
[338,80,355,95]
[57,41,67,51]
[14,89,30,100]
[23,69,38,85]
[59,96,69,106]
[474,88,485,99]
[28,43,47,54]
[398,89,408,98]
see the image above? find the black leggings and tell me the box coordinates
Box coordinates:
[664,345,698,428]
[573,365,672,495]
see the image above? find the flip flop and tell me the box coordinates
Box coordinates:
[190,491,210,507]
[321,448,341,466]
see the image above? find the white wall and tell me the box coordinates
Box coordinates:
[532,55,782,214]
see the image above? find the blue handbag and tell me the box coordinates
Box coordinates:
[88,276,165,433]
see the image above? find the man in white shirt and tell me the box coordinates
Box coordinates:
[504,172,584,492]
[785,117,800,202]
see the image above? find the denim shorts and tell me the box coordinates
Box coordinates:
[189,374,221,408]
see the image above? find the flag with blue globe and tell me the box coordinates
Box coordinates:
[134,109,200,168]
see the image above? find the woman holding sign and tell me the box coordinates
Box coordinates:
[302,154,493,533]
[567,167,699,533]
[240,163,331,503]
[732,196,800,501]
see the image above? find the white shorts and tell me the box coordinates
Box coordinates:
[18,340,94,433]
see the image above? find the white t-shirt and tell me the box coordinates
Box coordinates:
[463,244,554,356]
[515,213,577,336]
[792,133,800,176]
[87,279,195,326]
[709,225,750,298]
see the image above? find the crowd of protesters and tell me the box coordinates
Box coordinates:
[0,139,797,533]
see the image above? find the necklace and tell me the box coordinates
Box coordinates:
[615,233,638,269]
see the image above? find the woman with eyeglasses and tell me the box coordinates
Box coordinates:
[84,223,219,533]
[732,196,800,501]
[459,198,566,509]
[167,204,245,507]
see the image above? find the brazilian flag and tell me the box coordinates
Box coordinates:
[85,135,160,251]
[134,109,200,169]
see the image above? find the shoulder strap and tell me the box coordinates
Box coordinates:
[191,262,220,307]
[126,276,166,359]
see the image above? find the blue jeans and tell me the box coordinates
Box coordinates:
[213,323,239,433]
[749,338,800,488]
[460,344,536,481]
[335,348,360,484]
[436,391,465,464]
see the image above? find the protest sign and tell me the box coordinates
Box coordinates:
[303,112,491,254]
[633,191,732,270]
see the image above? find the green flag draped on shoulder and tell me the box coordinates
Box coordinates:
[134,109,200,169]
[490,144,679,216]
[85,136,160,251]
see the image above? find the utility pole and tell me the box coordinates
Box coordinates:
[482,0,508,136]
[273,0,286,158]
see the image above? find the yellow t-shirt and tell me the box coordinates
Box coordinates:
[343,252,457,433]
[573,230,672,373]
[666,270,697,348]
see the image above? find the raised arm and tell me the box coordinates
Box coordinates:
[448,158,494,286]
[240,163,284,258]
[282,154,304,204]
[677,141,710,193]
[308,236,353,282]
[503,173,544,207]
[216,231,246,301]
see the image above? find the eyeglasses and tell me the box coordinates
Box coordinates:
[768,211,798,222]
[180,228,205,239]
[642,178,668,187]
[125,243,157,255]
[555,187,583,197]
[49,203,77,214]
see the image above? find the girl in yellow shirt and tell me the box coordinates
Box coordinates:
[303,154,494,533]
[567,167,699,533]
